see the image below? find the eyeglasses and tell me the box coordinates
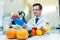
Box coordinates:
[33,9,40,11]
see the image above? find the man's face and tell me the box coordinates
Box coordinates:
[33,6,42,17]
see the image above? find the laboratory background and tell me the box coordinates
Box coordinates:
[0,0,60,40]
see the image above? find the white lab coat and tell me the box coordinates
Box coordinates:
[26,16,50,30]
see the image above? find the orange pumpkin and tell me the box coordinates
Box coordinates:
[12,13,18,18]
[6,28,17,39]
[17,28,29,40]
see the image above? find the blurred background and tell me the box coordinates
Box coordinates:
[0,0,60,31]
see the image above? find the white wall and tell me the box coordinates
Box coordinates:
[42,5,59,26]
[4,0,25,17]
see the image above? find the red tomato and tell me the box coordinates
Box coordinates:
[32,27,37,31]
[12,13,18,18]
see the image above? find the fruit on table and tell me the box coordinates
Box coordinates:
[32,27,37,31]
[6,28,17,39]
[36,29,42,36]
[44,23,51,34]
[40,27,46,35]
[31,29,36,36]
[12,13,18,18]
[17,28,29,40]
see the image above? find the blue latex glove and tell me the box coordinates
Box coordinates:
[22,18,27,24]
[12,17,24,26]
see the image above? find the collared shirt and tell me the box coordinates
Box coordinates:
[26,15,50,30]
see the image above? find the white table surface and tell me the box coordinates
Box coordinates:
[0,33,60,40]
[0,29,60,40]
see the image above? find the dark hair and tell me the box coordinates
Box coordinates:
[33,3,42,10]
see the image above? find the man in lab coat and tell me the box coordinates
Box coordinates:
[23,3,50,30]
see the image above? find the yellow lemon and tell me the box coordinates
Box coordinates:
[36,29,42,36]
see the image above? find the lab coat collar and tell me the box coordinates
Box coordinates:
[35,15,43,20]
[35,15,43,25]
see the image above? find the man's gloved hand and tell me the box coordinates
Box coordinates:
[12,17,24,26]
